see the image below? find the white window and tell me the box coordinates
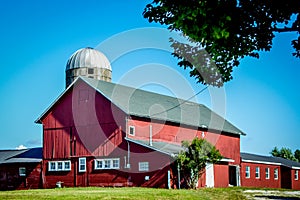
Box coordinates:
[255,167,260,178]
[48,160,71,172]
[49,162,57,171]
[19,167,26,177]
[129,126,135,136]
[79,157,86,172]
[64,161,71,170]
[245,166,250,178]
[94,158,120,170]
[265,168,270,179]
[57,161,63,171]
[295,170,299,180]
[274,168,278,180]
[139,162,149,171]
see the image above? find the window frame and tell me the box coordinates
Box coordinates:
[139,162,149,172]
[129,126,135,136]
[19,167,26,177]
[295,170,299,180]
[274,168,279,180]
[255,166,260,179]
[94,158,120,170]
[48,160,71,172]
[265,167,270,179]
[245,166,250,178]
[79,157,87,172]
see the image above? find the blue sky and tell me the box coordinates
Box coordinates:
[0,0,299,156]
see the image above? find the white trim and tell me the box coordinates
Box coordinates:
[265,167,270,179]
[255,166,260,179]
[245,166,250,179]
[295,170,299,180]
[292,166,300,170]
[79,157,86,172]
[242,159,281,166]
[139,162,149,171]
[221,158,235,162]
[274,168,279,180]
[129,126,135,136]
[125,137,174,156]
[19,167,26,177]
[48,160,71,171]
[94,158,120,170]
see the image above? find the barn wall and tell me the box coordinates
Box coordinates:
[240,162,281,188]
[42,79,127,159]
[291,169,300,190]
[42,141,172,189]
[0,163,41,190]
[214,163,229,187]
[127,118,240,165]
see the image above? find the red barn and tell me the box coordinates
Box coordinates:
[35,76,245,189]
[241,153,300,190]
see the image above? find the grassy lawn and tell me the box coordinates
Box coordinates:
[0,187,248,200]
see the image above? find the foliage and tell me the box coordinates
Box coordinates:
[176,138,222,189]
[143,0,300,86]
[270,146,299,162]
[295,149,300,162]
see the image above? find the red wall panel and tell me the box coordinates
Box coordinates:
[240,162,281,188]
[214,164,229,187]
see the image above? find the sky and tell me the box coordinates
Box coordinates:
[0,0,299,156]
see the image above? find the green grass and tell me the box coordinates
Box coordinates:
[0,187,248,200]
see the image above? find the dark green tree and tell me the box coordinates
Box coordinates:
[176,138,222,189]
[270,147,298,162]
[143,0,300,86]
[270,146,280,157]
[294,149,300,162]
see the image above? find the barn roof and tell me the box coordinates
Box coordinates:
[0,147,42,164]
[125,137,183,156]
[36,76,245,136]
[241,152,300,169]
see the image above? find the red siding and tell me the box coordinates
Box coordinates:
[42,80,127,159]
[291,169,300,190]
[127,118,240,165]
[214,164,229,187]
[0,163,41,190]
[241,162,281,188]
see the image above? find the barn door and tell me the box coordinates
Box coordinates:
[205,163,214,187]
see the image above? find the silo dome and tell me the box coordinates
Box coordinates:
[65,47,112,88]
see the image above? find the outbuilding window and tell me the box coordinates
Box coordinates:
[245,166,250,178]
[295,170,299,180]
[79,157,86,172]
[129,126,135,136]
[265,168,270,179]
[255,167,260,179]
[274,168,279,180]
[19,167,26,177]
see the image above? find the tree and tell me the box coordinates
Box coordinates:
[294,149,300,162]
[270,146,298,162]
[176,138,222,189]
[270,146,280,157]
[143,0,300,86]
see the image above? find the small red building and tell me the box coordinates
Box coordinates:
[35,76,245,189]
[241,152,300,190]
[0,148,42,190]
